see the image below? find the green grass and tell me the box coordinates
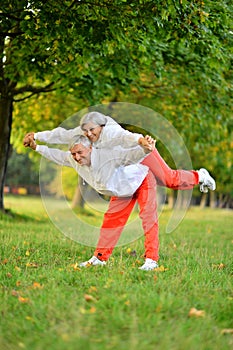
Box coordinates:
[0,195,232,350]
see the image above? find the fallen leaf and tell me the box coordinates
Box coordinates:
[25,250,30,256]
[18,296,30,303]
[16,281,21,287]
[212,263,226,270]
[6,272,12,278]
[32,282,43,289]
[25,316,34,322]
[218,263,226,269]
[1,259,8,265]
[25,262,38,268]
[188,307,205,318]
[221,329,233,335]
[88,286,97,293]
[153,275,158,282]
[154,265,168,272]
[155,305,162,313]
[89,306,96,313]
[126,248,137,256]
[84,294,96,302]
[11,290,20,297]
[70,263,81,271]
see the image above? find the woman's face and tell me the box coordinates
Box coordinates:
[82,122,103,143]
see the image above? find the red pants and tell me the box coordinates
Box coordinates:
[141,149,199,190]
[94,171,159,261]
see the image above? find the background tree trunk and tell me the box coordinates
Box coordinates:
[167,190,175,209]
[71,177,85,209]
[210,191,216,208]
[0,97,13,211]
[200,193,208,209]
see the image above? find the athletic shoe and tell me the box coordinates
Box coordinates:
[139,258,158,271]
[198,168,216,193]
[79,255,106,267]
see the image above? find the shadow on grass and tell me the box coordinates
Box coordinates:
[0,209,48,223]
[72,205,97,217]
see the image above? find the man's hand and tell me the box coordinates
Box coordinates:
[138,135,156,153]
[29,139,37,150]
[23,132,35,147]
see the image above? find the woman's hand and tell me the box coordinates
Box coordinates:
[138,135,156,153]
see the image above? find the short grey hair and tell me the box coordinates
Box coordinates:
[80,111,107,130]
[69,135,91,149]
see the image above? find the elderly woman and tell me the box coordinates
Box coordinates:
[25,111,216,193]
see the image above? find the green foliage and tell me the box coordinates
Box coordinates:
[5,149,38,186]
[2,0,232,101]
[47,166,78,200]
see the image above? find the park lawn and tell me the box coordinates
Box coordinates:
[0,195,232,350]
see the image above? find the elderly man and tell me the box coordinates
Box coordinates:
[25,135,159,271]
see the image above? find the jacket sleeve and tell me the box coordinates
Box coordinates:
[36,145,72,167]
[34,126,83,144]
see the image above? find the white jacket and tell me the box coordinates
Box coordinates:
[36,145,149,197]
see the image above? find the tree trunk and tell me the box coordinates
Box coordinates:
[0,96,13,211]
[200,193,207,209]
[209,191,216,208]
[167,190,175,209]
[71,177,85,209]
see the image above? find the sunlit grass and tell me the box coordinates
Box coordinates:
[0,195,232,350]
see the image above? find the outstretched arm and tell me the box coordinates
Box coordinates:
[24,136,72,167]
[24,126,83,145]
[98,116,155,150]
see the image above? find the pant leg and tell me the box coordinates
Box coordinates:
[135,171,159,261]
[141,149,199,190]
[94,195,136,261]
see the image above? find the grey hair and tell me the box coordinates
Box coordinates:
[80,111,107,130]
[69,135,91,149]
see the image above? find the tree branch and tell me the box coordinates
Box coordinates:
[0,12,23,22]
[13,82,54,95]
[0,31,24,38]
[12,83,56,102]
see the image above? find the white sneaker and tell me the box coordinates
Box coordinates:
[79,255,106,267]
[198,168,216,193]
[139,258,158,271]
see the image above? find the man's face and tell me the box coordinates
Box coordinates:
[70,144,91,166]
[82,122,103,143]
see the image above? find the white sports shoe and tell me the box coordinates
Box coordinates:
[139,258,158,271]
[79,255,106,267]
[198,168,216,193]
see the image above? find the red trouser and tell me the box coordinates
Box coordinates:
[94,171,159,262]
[141,149,199,190]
